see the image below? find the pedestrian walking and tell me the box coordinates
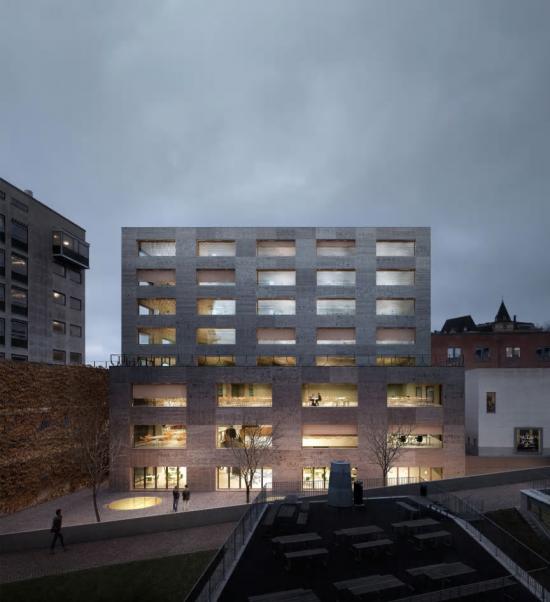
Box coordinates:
[172,485,180,512]
[50,509,65,553]
[182,484,191,511]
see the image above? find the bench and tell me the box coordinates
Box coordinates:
[352,538,393,560]
[249,588,320,602]
[284,547,329,571]
[396,500,421,519]
[412,530,452,550]
[296,512,309,526]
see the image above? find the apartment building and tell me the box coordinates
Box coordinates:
[433,302,550,456]
[0,178,88,363]
[110,227,465,492]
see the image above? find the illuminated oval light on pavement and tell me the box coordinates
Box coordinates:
[106,497,162,510]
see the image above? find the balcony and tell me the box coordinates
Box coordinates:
[217,383,272,407]
[302,383,358,407]
[387,384,442,407]
[52,230,89,269]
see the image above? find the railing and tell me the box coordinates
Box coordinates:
[185,488,267,602]
[110,354,464,368]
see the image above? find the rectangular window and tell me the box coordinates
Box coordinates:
[302,424,358,448]
[376,241,415,257]
[70,297,82,311]
[376,328,415,345]
[377,356,416,366]
[52,349,66,363]
[53,290,66,305]
[217,425,272,448]
[68,268,82,283]
[475,347,490,361]
[257,299,295,315]
[256,240,295,257]
[387,384,442,407]
[11,354,28,362]
[257,270,296,286]
[376,299,415,316]
[196,328,236,344]
[317,270,355,287]
[197,355,236,366]
[486,392,496,413]
[303,467,331,489]
[216,466,272,490]
[316,328,355,345]
[11,320,28,348]
[256,356,296,366]
[136,356,177,367]
[506,347,521,358]
[393,434,443,449]
[302,383,358,407]
[11,220,28,251]
[138,240,176,256]
[197,269,235,286]
[11,253,28,283]
[316,240,355,257]
[197,299,235,315]
[10,286,28,316]
[315,356,355,367]
[11,198,28,213]
[0,248,4,277]
[257,328,295,344]
[316,299,355,315]
[515,428,542,454]
[536,347,550,360]
[70,352,82,364]
[133,467,186,490]
[133,425,186,448]
[376,270,415,286]
[447,347,462,359]
[52,261,66,277]
[137,269,176,286]
[138,299,176,315]
[53,320,66,334]
[197,241,236,256]
[0,214,4,242]
[138,327,176,345]
[70,324,82,337]
[0,318,4,346]
[132,384,187,407]
[0,285,4,312]
[217,383,272,407]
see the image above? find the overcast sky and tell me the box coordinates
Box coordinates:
[1,0,549,362]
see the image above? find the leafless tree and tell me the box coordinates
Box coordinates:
[222,418,280,503]
[364,414,415,486]
[68,397,118,522]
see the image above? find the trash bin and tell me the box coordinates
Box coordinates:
[353,480,364,505]
[420,483,428,497]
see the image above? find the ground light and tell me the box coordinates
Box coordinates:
[106,497,162,510]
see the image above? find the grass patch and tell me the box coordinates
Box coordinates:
[485,508,550,561]
[0,549,214,602]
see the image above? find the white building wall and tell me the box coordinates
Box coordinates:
[466,368,550,456]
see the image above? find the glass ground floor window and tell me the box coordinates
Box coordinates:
[302,466,358,489]
[216,466,272,489]
[133,466,187,489]
[387,466,443,484]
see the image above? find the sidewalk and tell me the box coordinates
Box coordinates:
[0,487,247,535]
[0,520,235,584]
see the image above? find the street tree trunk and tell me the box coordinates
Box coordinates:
[92,483,101,522]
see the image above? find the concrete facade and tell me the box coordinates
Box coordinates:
[0,178,88,364]
[465,368,550,456]
[110,227,465,492]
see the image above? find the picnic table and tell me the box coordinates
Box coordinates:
[390,517,440,535]
[334,574,407,599]
[272,532,322,553]
[333,525,384,543]
[352,538,393,560]
[395,500,421,519]
[284,548,329,571]
[412,530,453,549]
[249,588,320,601]
[407,561,475,581]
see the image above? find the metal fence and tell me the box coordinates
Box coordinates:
[185,488,267,602]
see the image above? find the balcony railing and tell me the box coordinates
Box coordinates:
[387,396,442,407]
[217,396,272,407]
[110,353,464,368]
[52,230,89,269]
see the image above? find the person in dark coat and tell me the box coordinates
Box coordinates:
[172,486,180,512]
[182,484,191,511]
[50,508,65,553]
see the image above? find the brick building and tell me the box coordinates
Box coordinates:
[109,227,465,492]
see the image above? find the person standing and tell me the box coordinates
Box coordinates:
[50,509,65,553]
[172,485,180,512]
[182,484,191,511]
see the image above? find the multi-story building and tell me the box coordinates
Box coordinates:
[110,227,465,492]
[0,177,88,363]
[433,302,550,457]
